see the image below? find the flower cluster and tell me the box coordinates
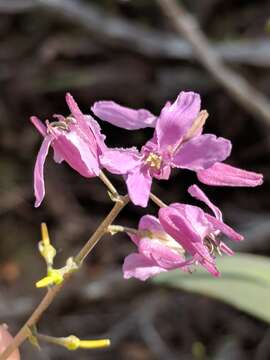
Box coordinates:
[32,91,263,279]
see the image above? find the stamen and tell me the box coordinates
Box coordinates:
[145,152,162,170]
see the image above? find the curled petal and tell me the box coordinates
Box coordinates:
[53,131,100,177]
[123,253,166,281]
[197,162,263,187]
[205,214,243,242]
[188,184,222,221]
[125,168,152,207]
[66,93,106,156]
[30,116,47,137]
[159,205,219,276]
[100,148,141,175]
[172,134,232,171]
[159,206,214,264]
[138,215,163,233]
[34,136,52,207]
[92,101,157,130]
[156,91,201,150]
[139,238,186,269]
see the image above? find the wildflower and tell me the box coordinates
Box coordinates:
[197,162,263,187]
[123,215,190,281]
[31,93,106,207]
[0,324,20,360]
[158,185,243,276]
[92,100,157,129]
[100,91,231,206]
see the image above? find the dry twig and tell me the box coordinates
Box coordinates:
[157,0,270,127]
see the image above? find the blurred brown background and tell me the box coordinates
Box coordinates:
[0,0,269,359]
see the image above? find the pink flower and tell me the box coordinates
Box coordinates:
[100,91,231,207]
[92,100,157,130]
[0,324,20,360]
[158,185,243,276]
[123,215,190,281]
[197,162,263,187]
[31,93,106,207]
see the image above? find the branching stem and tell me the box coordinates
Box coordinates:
[0,195,129,360]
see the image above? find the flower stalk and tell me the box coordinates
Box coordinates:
[0,194,129,360]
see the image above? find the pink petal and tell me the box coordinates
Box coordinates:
[128,215,163,246]
[156,91,201,151]
[100,148,141,175]
[34,136,52,207]
[159,205,212,261]
[125,168,152,207]
[172,134,232,171]
[139,215,163,233]
[66,93,105,156]
[53,131,100,177]
[30,116,47,137]
[123,253,166,281]
[66,92,84,119]
[85,115,107,155]
[159,205,219,276]
[53,148,64,163]
[188,184,222,220]
[197,162,263,187]
[169,203,210,239]
[139,238,186,269]
[92,101,157,130]
[219,242,234,256]
[205,214,243,242]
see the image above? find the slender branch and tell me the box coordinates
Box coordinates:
[157,0,270,127]
[0,195,129,360]
[74,195,129,264]
[99,171,119,198]
[150,193,167,208]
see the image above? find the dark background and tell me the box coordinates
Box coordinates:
[0,1,269,359]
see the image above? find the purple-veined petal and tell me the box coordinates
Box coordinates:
[53,131,100,177]
[192,253,220,277]
[66,92,84,119]
[30,116,47,137]
[127,215,166,249]
[159,205,212,262]
[66,93,106,156]
[100,147,141,175]
[205,214,243,242]
[123,253,166,281]
[85,115,107,154]
[139,238,186,269]
[188,184,222,220]
[197,162,263,187]
[92,101,157,130]
[172,134,232,171]
[169,203,210,239]
[34,136,52,207]
[156,91,201,151]
[139,215,163,233]
[159,204,220,276]
[125,168,152,207]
